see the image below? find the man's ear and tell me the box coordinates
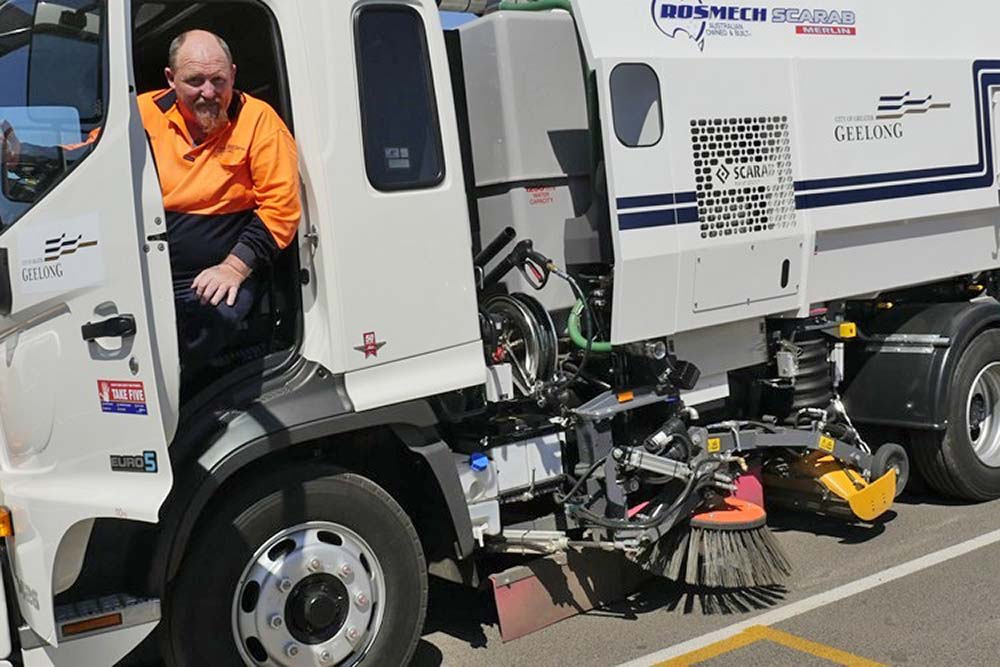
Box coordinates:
[231,63,237,85]
[165,67,176,91]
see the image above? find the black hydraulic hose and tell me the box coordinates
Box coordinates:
[555,455,608,505]
[569,458,719,531]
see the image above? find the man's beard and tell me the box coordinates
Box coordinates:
[193,100,228,136]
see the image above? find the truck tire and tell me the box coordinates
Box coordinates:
[162,465,427,667]
[912,330,1000,500]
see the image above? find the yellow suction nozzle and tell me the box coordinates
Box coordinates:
[793,453,896,522]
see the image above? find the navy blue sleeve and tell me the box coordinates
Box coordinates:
[231,214,280,271]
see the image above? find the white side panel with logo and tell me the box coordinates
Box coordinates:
[0,0,176,645]
[801,58,1000,301]
[598,55,805,343]
[574,0,1000,342]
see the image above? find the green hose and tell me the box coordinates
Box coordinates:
[569,300,612,354]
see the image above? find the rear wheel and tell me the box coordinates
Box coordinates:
[163,466,427,666]
[913,330,1000,500]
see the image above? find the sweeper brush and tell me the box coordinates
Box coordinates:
[637,498,791,589]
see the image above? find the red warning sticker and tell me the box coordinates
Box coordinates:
[527,187,555,206]
[98,380,148,415]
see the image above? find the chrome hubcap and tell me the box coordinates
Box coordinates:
[232,522,384,666]
[967,362,1000,466]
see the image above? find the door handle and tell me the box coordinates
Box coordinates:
[81,314,136,341]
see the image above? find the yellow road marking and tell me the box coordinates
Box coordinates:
[654,625,885,666]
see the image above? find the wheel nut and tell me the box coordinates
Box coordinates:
[285,643,300,657]
[355,592,369,608]
[346,627,360,644]
[278,578,293,593]
[320,651,332,663]
[339,564,353,578]
[309,558,323,572]
[269,615,284,629]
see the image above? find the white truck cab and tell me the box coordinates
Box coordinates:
[0,0,998,664]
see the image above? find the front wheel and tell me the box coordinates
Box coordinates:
[913,330,1000,500]
[163,466,427,666]
[871,443,909,499]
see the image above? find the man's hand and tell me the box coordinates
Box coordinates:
[192,255,252,307]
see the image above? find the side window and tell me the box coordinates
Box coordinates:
[355,6,444,191]
[0,0,105,233]
[610,63,663,148]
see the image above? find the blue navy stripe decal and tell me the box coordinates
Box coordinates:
[617,193,675,209]
[616,191,697,211]
[616,190,699,230]
[617,206,700,230]
[615,61,999,224]
[676,207,699,224]
[618,209,677,230]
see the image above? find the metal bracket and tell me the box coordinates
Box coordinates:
[573,387,677,422]
[705,428,874,472]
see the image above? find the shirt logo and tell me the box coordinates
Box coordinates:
[213,143,246,157]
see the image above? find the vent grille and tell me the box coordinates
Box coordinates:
[690,116,796,240]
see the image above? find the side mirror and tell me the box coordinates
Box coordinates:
[0,109,78,205]
[1,121,17,202]
[1,122,62,204]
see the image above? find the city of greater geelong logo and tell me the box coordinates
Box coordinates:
[875,92,951,120]
[651,2,856,49]
[44,233,97,262]
[17,217,105,295]
[22,233,99,284]
[834,91,951,143]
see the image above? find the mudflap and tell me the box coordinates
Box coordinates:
[490,550,649,642]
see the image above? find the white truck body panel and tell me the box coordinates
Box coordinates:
[572,0,1000,343]
[0,0,175,644]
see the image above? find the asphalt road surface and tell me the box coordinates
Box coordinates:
[416,484,1000,667]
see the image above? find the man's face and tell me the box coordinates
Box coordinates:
[165,36,236,138]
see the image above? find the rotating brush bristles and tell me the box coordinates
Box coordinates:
[635,498,791,589]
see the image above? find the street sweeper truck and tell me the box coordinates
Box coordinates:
[0,0,999,664]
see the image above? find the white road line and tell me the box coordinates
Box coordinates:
[618,526,1000,667]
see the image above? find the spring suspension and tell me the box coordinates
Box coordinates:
[790,337,834,411]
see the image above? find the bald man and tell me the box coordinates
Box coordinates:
[138,30,300,373]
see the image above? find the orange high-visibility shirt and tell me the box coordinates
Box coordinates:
[138,89,300,280]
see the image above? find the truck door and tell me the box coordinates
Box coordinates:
[0,0,176,644]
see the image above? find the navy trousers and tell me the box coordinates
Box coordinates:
[174,277,259,373]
